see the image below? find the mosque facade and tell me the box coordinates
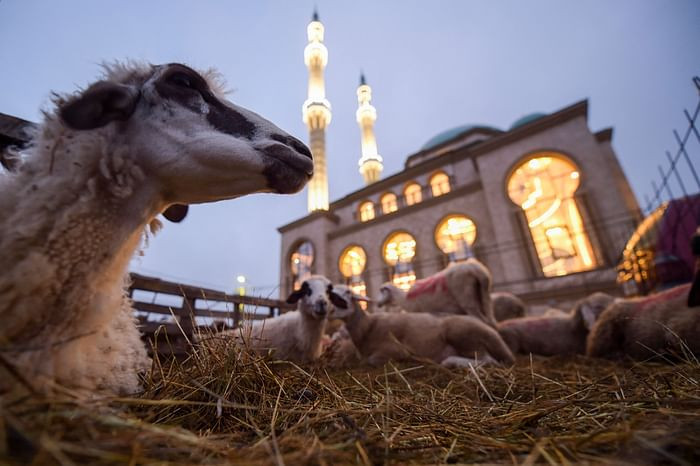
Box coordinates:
[278,14,641,309]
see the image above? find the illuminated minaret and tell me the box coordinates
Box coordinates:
[302,10,331,212]
[356,73,383,185]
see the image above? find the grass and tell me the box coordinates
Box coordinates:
[2,337,699,465]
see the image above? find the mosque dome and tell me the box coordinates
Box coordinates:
[421,124,500,151]
[509,112,546,130]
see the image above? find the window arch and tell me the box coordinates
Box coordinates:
[382,231,417,290]
[430,172,451,197]
[380,192,398,214]
[403,182,422,206]
[290,240,314,290]
[507,153,596,277]
[435,214,477,264]
[338,245,368,306]
[359,200,375,222]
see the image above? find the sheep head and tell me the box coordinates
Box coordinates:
[285,276,345,321]
[376,283,402,307]
[329,284,371,320]
[573,292,615,330]
[58,62,313,218]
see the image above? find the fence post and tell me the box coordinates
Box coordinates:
[180,296,196,337]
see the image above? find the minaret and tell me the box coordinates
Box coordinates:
[356,73,383,185]
[302,10,331,212]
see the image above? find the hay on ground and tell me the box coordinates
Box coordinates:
[2,337,699,464]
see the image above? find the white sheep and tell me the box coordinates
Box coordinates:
[231,276,343,363]
[497,292,615,356]
[331,285,515,367]
[376,259,497,327]
[492,291,526,321]
[0,62,313,395]
[587,284,699,361]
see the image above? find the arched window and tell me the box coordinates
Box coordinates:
[290,241,314,290]
[381,192,398,214]
[338,245,368,307]
[507,154,597,277]
[430,172,451,197]
[359,200,375,222]
[435,214,477,264]
[404,182,422,206]
[383,231,417,290]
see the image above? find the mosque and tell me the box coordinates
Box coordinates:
[277,13,642,309]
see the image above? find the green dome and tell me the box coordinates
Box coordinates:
[421,124,499,151]
[510,112,546,130]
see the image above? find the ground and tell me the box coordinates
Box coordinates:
[2,342,699,464]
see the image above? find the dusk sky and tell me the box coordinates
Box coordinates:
[1,1,698,298]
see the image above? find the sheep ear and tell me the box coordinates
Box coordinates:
[162,204,189,223]
[579,304,598,330]
[286,282,310,304]
[60,81,140,130]
[328,291,348,309]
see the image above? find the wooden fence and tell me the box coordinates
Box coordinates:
[129,272,295,356]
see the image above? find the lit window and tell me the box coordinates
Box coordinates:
[339,245,368,308]
[435,215,477,264]
[404,182,422,206]
[381,192,398,214]
[507,154,597,277]
[290,241,314,290]
[383,231,417,290]
[359,201,375,222]
[430,172,451,197]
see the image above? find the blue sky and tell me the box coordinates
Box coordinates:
[1,1,698,297]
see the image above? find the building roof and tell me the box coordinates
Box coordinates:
[278,99,591,231]
[509,112,546,130]
[421,124,500,151]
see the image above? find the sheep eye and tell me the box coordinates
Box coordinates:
[168,72,196,89]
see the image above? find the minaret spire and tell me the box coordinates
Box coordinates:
[356,72,383,185]
[302,10,331,212]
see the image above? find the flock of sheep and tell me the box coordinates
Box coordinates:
[225,256,699,374]
[1,62,698,400]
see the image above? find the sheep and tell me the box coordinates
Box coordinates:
[331,285,515,367]
[492,291,526,321]
[587,284,699,361]
[497,292,615,356]
[375,259,497,327]
[231,276,342,363]
[0,62,313,395]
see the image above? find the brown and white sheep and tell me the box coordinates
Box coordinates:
[0,62,312,395]
[331,285,515,367]
[587,284,699,361]
[498,292,615,356]
[375,259,497,327]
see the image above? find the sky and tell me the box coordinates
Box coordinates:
[1,1,699,298]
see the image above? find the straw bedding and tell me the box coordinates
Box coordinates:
[2,337,699,465]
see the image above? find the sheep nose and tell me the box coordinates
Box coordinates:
[271,133,313,160]
[314,300,327,316]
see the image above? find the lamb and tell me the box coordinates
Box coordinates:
[497,292,615,356]
[0,62,313,395]
[231,276,342,363]
[492,291,526,321]
[587,284,699,361]
[375,259,497,327]
[331,285,515,367]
